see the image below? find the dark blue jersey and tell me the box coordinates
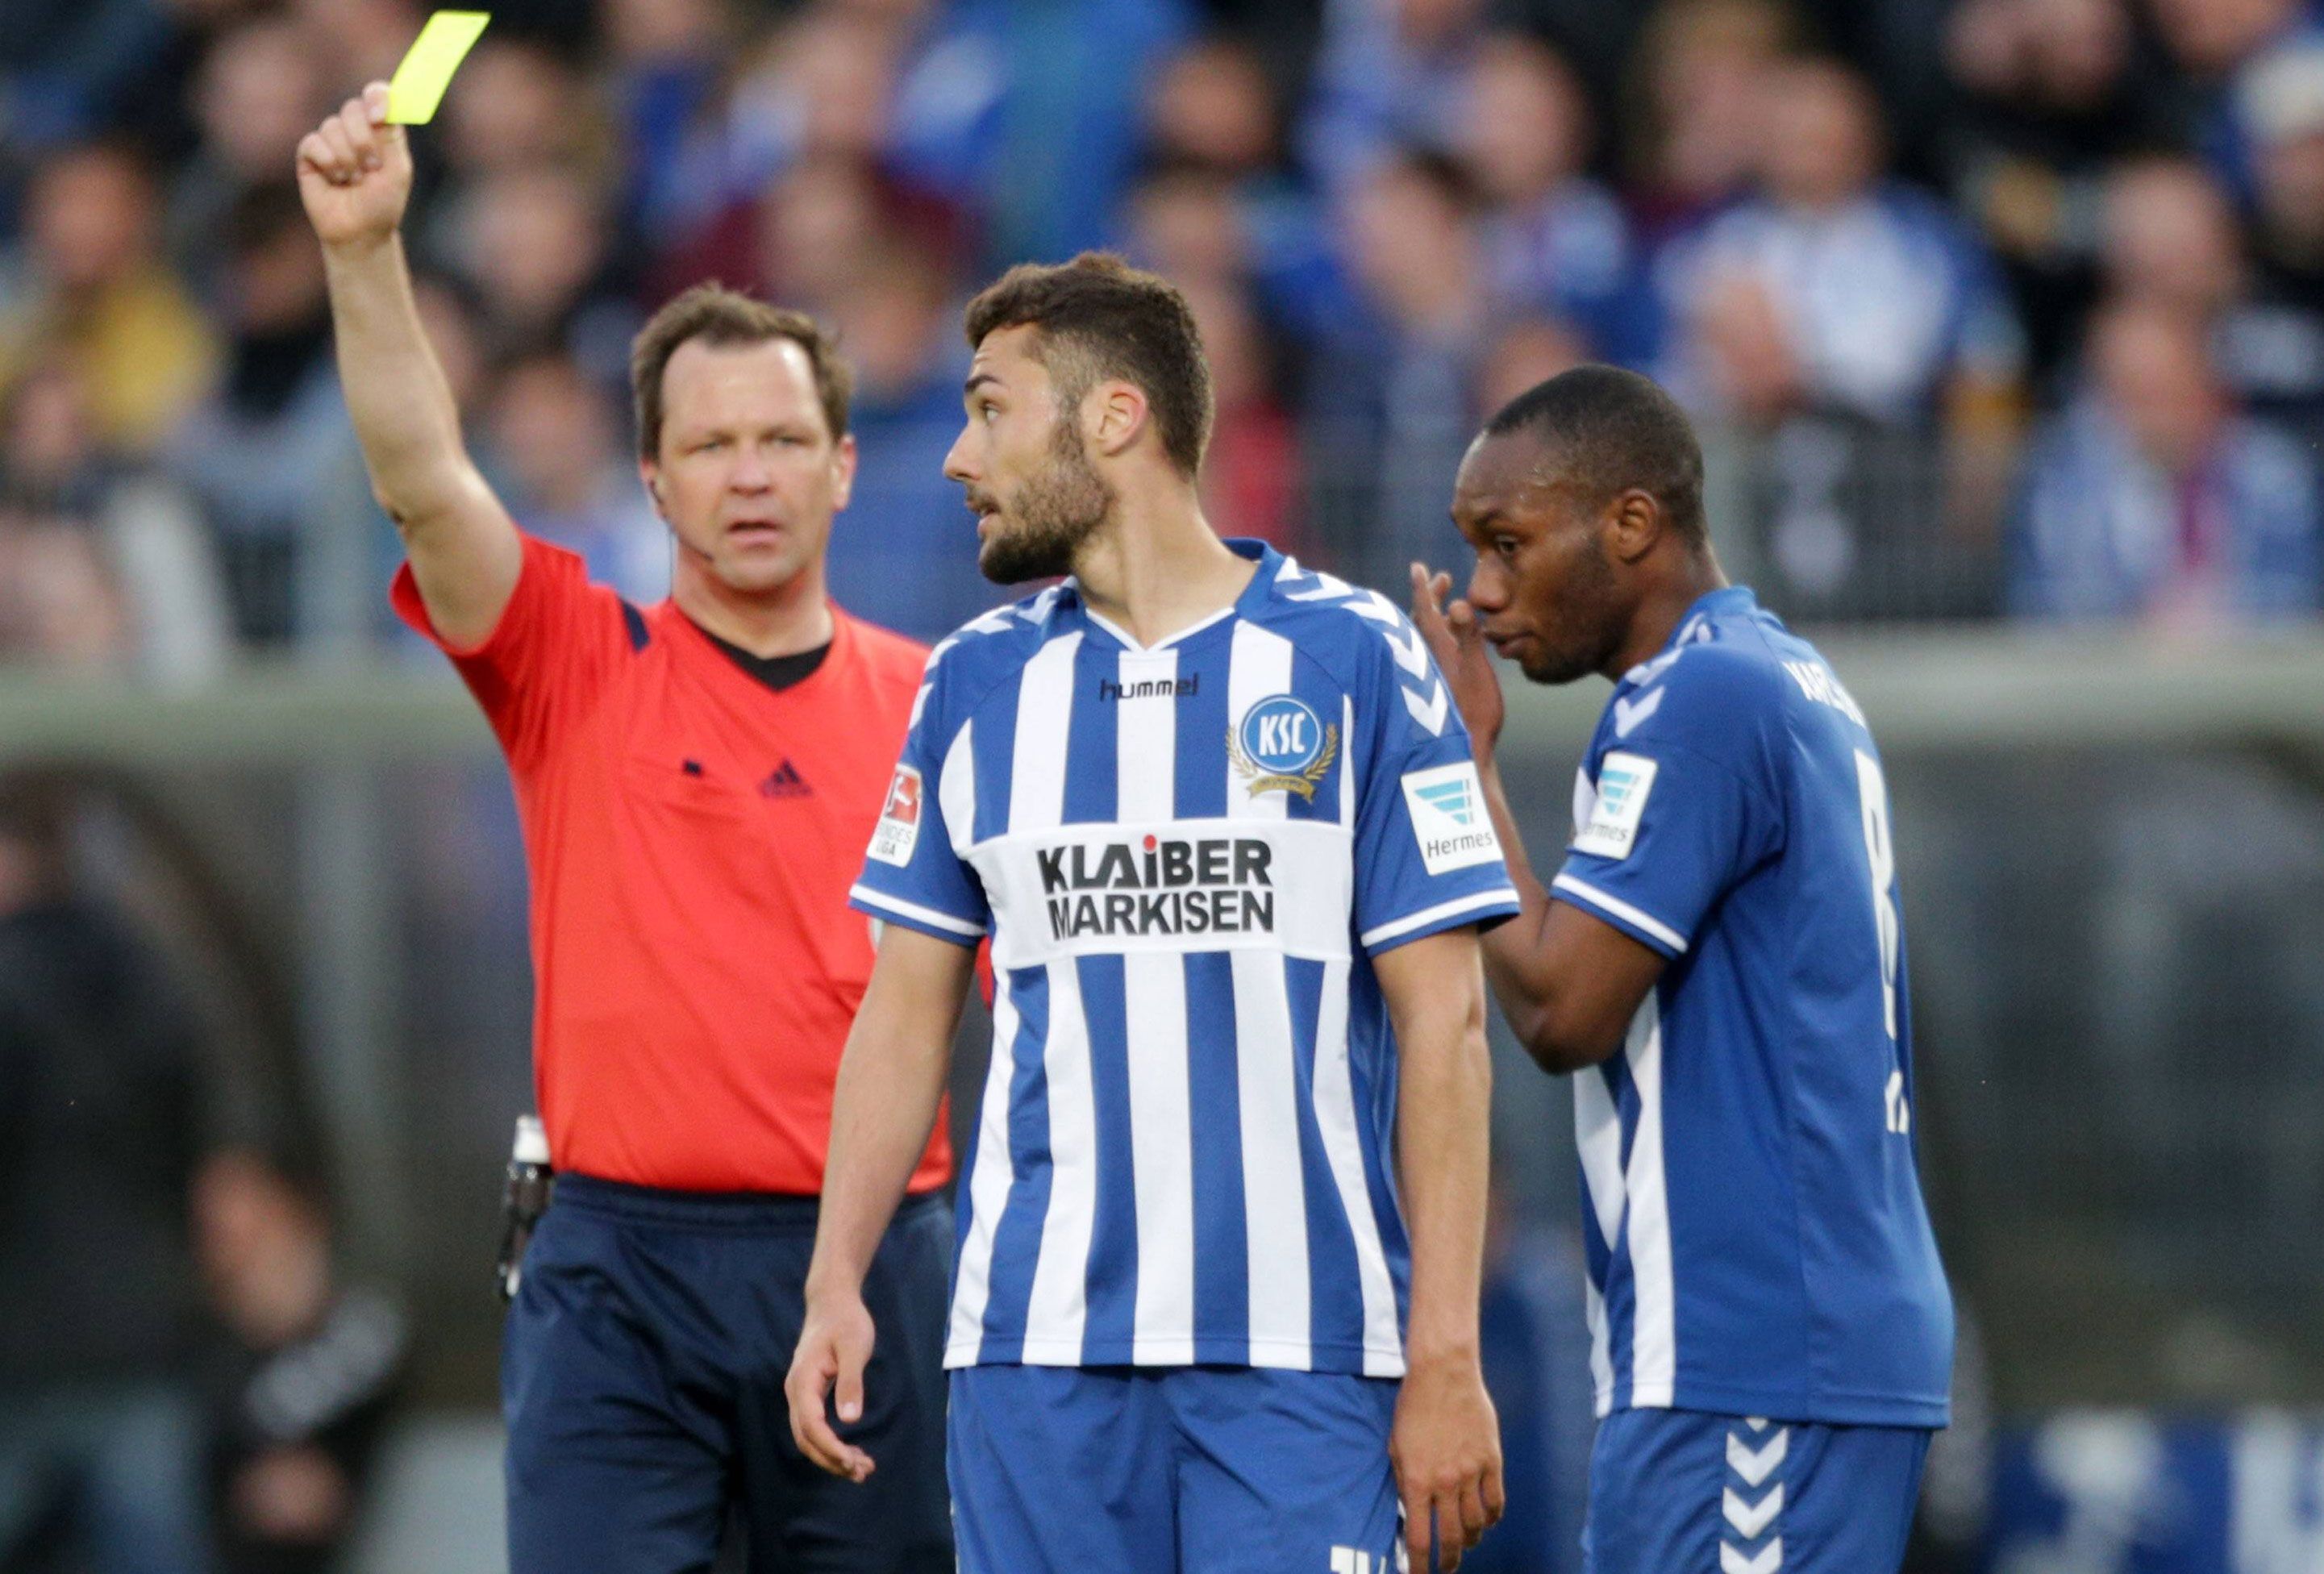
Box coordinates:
[1551,586,1952,1427]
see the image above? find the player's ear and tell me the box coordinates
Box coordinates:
[639,458,667,518]
[1088,381,1148,460]
[1606,487,1661,566]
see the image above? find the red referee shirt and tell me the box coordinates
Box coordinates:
[394,535,950,1194]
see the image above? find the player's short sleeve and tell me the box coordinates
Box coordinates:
[1349,624,1522,955]
[1551,653,1783,958]
[849,652,990,947]
[390,533,631,772]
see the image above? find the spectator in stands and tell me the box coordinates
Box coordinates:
[1621,0,1797,241]
[600,0,735,243]
[818,244,994,640]
[0,510,133,669]
[2010,297,2322,621]
[479,351,668,605]
[1180,272,1306,555]
[652,1,921,284]
[1306,147,1486,589]
[0,143,218,455]
[1140,35,1345,344]
[873,0,1191,269]
[194,1150,406,1574]
[285,0,423,89]
[1456,31,1649,364]
[1146,33,1282,181]
[165,182,362,644]
[1297,0,1489,194]
[0,0,194,156]
[1126,162,1248,290]
[2097,152,2324,444]
[2099,156,2244,320]
[752,3,906,170]
[439,160,637,388]
[2149,0,2321,200]
[1,359,231,681]
[1472,314,1588,423]
[0,773,221,1572]
[170,16,332,300]
[1660,56,2025,431]
[1940,0,2179,381]
[2219,41,2324,443]
[440,37,614,189]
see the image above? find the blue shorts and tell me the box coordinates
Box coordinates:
[1585,1409,1931,1574]
[503,1177,953,1574]
[949,1364,1401,1574]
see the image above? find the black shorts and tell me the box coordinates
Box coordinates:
[502,1176,953,1574]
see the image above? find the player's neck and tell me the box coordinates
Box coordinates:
[1071,494,1255,649]
[673,556,835,658]
[1607,554,1729,679]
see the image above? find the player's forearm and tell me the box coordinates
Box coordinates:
[1469,751,1564,1049]
[1387,949,1493,1370]
[806,980,960,1301]
[320,233,485,529]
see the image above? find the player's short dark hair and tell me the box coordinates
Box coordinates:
[1483,364,1708,546]
[962,252,1213,477]
[631,283,852,459]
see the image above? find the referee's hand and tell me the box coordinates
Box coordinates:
[295,83,412,250]
[786,1291,877,1482]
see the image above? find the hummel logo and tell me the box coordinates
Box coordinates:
[1726,1426,1788,1487]
[758,760,811,798]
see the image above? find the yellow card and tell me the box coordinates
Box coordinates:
[385,10,490,125]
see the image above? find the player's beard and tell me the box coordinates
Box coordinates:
[973,415,1115,585]
[1522,535,1626,685]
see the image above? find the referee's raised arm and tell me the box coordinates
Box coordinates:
[297,81,520,649]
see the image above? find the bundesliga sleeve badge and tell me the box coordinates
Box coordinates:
[1572,751,1658,860]
[868,764,924,865]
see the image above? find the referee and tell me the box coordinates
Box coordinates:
[297,85,955,1572]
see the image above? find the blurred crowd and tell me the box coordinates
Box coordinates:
[5,0,2324,669]
[0,775,406,1574]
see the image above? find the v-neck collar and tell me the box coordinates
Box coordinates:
[1064,539,1281,655]
[659,599,852,706]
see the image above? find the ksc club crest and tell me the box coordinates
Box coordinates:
[1229,694,1338,801]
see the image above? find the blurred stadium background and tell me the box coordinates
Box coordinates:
[4,0,2324,1568]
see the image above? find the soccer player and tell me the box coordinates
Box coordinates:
[1408,365,1955,1573]
[785,254,1518,1574]
[296,87,953,1571]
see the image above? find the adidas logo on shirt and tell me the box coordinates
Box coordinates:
[758,760,811,798]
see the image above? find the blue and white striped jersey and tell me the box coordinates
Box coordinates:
[1553,586,1953,1428]
[852,541,1521,1376]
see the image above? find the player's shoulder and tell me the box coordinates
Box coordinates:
[914,583,1072,717]
[1608,597,1806,750]
[1251,555,1468,745]
[1635,598,1876,750]
[1252,556,1427,682]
